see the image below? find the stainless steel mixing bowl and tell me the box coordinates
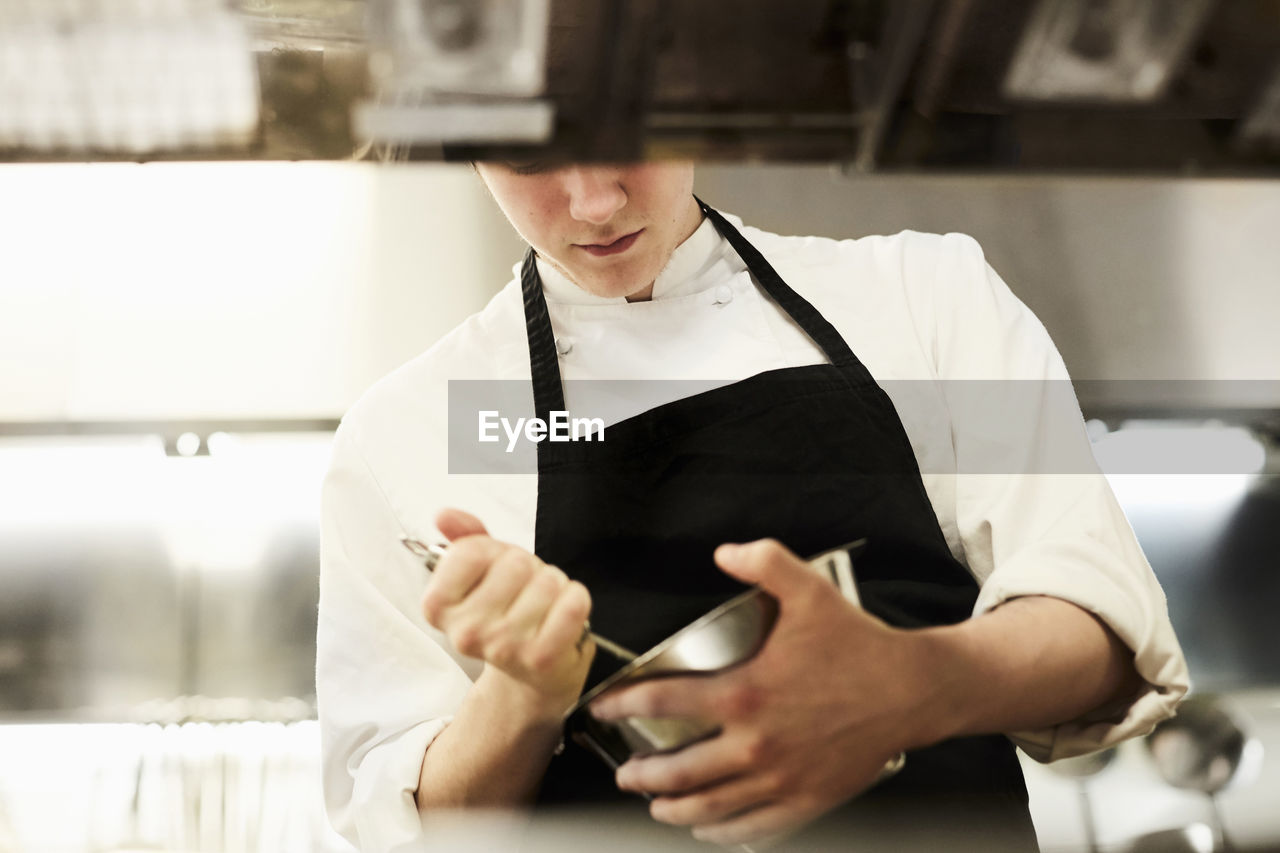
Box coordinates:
[564,539,907,788]
[567,585,780,761]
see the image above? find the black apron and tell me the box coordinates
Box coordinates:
[518,201,1040,850]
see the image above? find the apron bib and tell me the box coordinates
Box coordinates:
[517,201,1040,849]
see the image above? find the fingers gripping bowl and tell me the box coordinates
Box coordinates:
[567,585,781,762]
[564,541,906,785]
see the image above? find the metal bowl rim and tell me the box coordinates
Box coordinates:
[567,585,774,718]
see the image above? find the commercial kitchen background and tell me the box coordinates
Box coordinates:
[1,162,1278,852]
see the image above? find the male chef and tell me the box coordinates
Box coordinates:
[317,161,1188,851]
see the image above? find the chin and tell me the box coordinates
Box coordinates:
[576,267,651,300]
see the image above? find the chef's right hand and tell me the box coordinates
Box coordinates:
[422,508,595,715]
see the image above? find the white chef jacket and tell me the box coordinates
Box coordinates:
[317,212,1190,852]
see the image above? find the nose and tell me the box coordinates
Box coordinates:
[563,167,627,225]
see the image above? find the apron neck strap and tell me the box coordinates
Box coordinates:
[519,198,873,421]
[520,246,568,417]
[694,197,860,371]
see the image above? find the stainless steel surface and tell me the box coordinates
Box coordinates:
[573,586,781,715]
[399,538,447,572]
[0,431,330,718]
[1019,687,1280,853]
[693,167,1280,418]
[569,587,781,760]
[1148,695,1250,795]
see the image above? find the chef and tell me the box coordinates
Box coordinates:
[316,161,1189,852]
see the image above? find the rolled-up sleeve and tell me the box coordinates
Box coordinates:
[929,233,1190,762]
[317,423,473,852]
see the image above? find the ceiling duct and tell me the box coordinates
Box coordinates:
[1003,0,1216,103]
[1,0,1278,172]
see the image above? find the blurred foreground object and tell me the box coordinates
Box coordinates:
[1048,747,1118,853]
[355,0,553,146]
[1004,0,1215,102]
[1143,694,1261,852]
[1,0,1279,168]
[0,0,259,154]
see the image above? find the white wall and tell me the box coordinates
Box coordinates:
[0,162,525,421]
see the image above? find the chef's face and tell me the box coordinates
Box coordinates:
[475,161,702,302]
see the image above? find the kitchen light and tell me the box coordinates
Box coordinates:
[0,431,330,570]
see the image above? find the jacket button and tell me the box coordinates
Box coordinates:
[713,285,734,305]
[555,337,574,356]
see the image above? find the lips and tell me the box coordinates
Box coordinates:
[576,229,643,257]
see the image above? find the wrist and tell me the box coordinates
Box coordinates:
[479,664,580,728]
[897,624,975,749]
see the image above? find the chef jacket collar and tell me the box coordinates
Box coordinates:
[531,211,736,306]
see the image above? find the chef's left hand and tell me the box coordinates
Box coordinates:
[588,539,939,847]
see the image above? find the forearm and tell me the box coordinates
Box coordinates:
[414,513,596,811]
[416,666,567,811]
[911,595,1143,748]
